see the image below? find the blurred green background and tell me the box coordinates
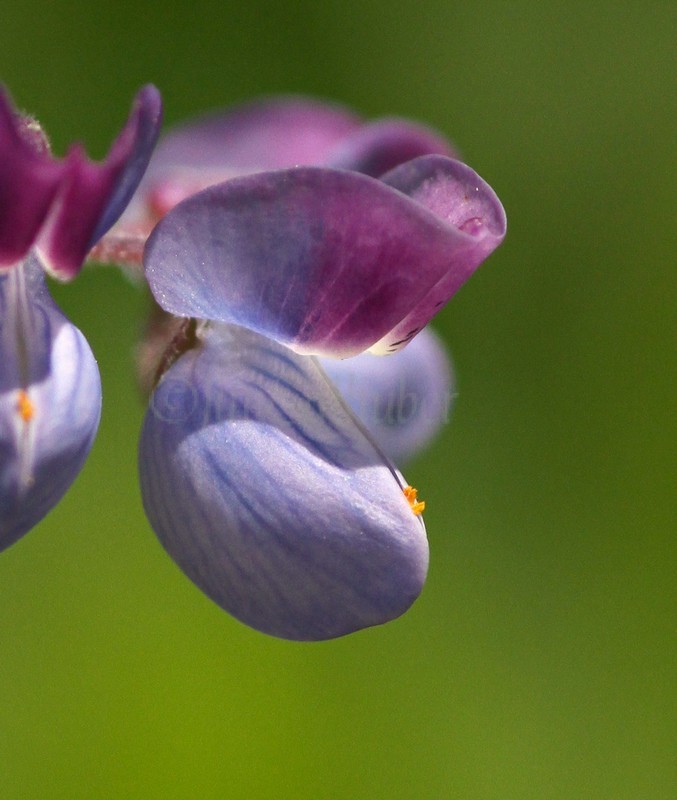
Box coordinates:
[1,1,675,798]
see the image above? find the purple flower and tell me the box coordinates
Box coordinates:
[0,85,162,551]
[138,97,506,640]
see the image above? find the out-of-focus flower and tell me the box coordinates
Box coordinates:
[319,326,455,465]
[121,95,457,227]
[0,85,162,551]
[138,97,506,640]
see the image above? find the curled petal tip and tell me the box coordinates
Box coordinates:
[370,155,506,354]
[381,155,506,239]
[31,85,162,280]
[87,84,163,246]
[139,324,428,640]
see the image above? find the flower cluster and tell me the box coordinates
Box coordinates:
[1,90,506,640]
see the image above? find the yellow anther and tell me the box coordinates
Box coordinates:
[403,485,425,516]
[17,390,34,423]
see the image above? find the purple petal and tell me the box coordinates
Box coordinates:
[120,96,360,224]
[146,95,360,176]
[372,155,507,353]
[0,87,65,269]
[139,323,428,641]
[145,158,506,357]
[0,257,101,551]
[87,85,163,245]
[35,85,162,279]
[320,327,454,463]
[325,118,456,177]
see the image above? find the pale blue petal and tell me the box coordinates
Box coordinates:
[0,257,101,550]
[320,328,454,463]
[139,323,428,640]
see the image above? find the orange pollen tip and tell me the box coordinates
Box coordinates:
[17,390,34,422]
[403,485,425,516]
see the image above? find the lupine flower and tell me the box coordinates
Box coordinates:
[137,98,506,640]
[0,85,161,551]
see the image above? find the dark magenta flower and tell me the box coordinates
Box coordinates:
[138,97,506,639]
[0,85,161,550]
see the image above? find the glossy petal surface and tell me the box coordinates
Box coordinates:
[320,327,454,463]
[0,258,101,550]
[145,157,506,357]
[139,323,428,641]
[35,85,162,279]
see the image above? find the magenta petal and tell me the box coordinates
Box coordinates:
[325,119,456,177]
[0,88,65,269]
[145,159,506,357]
[35,85,162,280]
[372,155,507,353]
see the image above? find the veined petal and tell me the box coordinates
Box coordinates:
[0,257,101,551]
[145,158,505,358]
[139,323,428,641]
[320,327,454,463]
[34,85,162,280]
[325,118,456,177]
